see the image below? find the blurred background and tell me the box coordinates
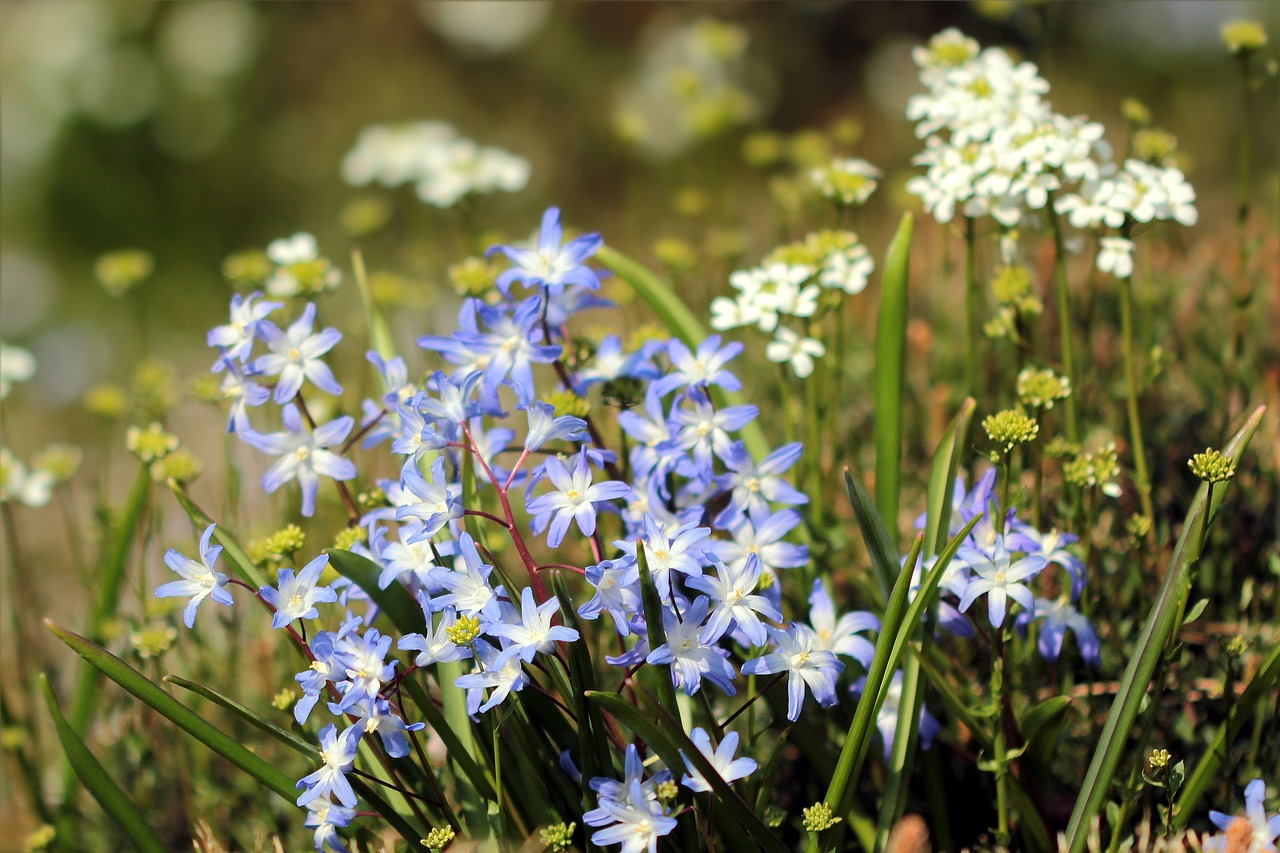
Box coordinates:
[2,0,1278,847]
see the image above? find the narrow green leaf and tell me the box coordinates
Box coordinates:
[47,621,299,802]
[596,244,769,461]
[635,541,681,719]
[923,399,977,559]
[1065,405,1266,852]
[844,468,901,602]
[352,248,397,366]
[63,466,151,807]
[552,572,611,805]
[41,674,167,853]
[327,548,426,634]
[587,691,790,853]
[874,212,914,545]
[1021,696,1074,781]
[1173,640,1280,829]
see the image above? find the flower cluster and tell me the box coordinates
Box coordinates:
[905,29,1196,277]
[341,120,530,208]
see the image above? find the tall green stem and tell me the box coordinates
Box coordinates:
[1226,51,1254,414]
[1118,271,1156,532]
[992,629,1011,846]
[1047,198,1079,443]
[964,216,981,399]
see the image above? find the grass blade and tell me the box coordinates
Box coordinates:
[874,212,914,545]
[41,674,168,853]
[635,541,681,718]
[845,468,901,603]
[1064,405,1266,851]
[47,620,299,802]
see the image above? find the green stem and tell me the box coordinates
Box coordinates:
[1118,271,1156,534]
[964,216,981,399]
[992,629,1011,846]
[778,365,796,444]
[1226,52,1253,413]
[1046,198,1079,443]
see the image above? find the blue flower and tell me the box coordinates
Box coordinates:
[652,335,744,396]
[304,799,355,853]
[207,291,281,364]
[579,556,642,636]
[1208,779,1279,852]
[522,400,588,452]
[334,627,396,712]
[433,532,502,621]
[214,357,270,433]
[259,553,337,629]
[707,508,808,579]
[489,586,580,665]
[489,206,604,294]
[956,539,1047,628]
[680,728,758,793]
[242,405,357,517]
[806,578,878,667]
[585,746,677,853]
[332,697,424,759]
[456,639,529,714]
[293,617,361,724]
[396,457,462,543]
[1008,522,1086,600]
[665,388,758,472]
[155,523,233,628]
[1019,596,1100,666]
[297,723,363,808]
[575,335,661,390]
[686,554,782,648]
[398,604,473,667]
[713,440,808,529]
[741,623,844,721]
[253,302,343,403]
[526,450,631,548]
[646,597,738,696]
[615,515,710,596]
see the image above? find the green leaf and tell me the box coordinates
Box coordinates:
[1021,695,1074,781]
[595,244,769,461]
[923,399,976,559]
[586,691,789,853]
[327,548,426,634]
[874,212,914,545]
[352,248,397,366]
[41,674,167,853]
[1180,597,1209,627]
[844,467,900,603]
[47,621,299,803]
[635,541,680,718]
[1064,405,1267,852]
[552,572,611,805]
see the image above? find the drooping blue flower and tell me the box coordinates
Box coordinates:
[522,400,588,452]
[259,553,337,629]
[489,206,604,294]
[741,623,844,721]
[304,799,356,853]
[456,639,528,714]
[253,302,344,403]
[296,723,363,808]
[241,405,356,517]
[680,728,758,793]
[1019,596,1100,666]
[155,523,233,628]
[1008,522,1087,601]
[294,617,361,724]
[526,450,631,548]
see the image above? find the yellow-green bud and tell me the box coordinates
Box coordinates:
[1148,748,1171,770]
[250,524,306,565]
[23,825,56,852]
[1126,514,1152,541]
[151,448,203,484]
[656,780,679,801]
[983,409,1039,452]
[132,360,180,416]
[1188,448,1236,483]
[126,423,179,463]
[449,257,499,298]
[333,525,366,552]
[1222,20,1267,54]
[131,621,177,659]
[983,308,1017,340]
[446,614,482,646]
[1122,97,1152,127]
[1133,129,1178,165]
[358,487,389,510]
[673,187,710,218]
[422,826,456,850]
[742,131,786,168]
[189,373,224,405]
[223,249,272,288]
[95,249,154,298]
[923,29,978,69]
[1045,437,1079,459]
[371,271,415,309]
[1224,635,1250,659]
[540,822,576,852]
[763,805,787,828]
[341,195,393,237]
[811,160,879,206]
[272,688,297,711]
[992,265,1032,305]
[543,389,590,419]
[788,129,832,170]
[2,725,27,751]
[652,237,698,274]
[1017,368,1072,410]
[802,802,842,832]
[32,444,83,482]
[84,383,131,420]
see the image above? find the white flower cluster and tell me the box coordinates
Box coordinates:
[811,158,880,206]
[264,233,343,298]
[710,231,875,378]
[341,121,530,208]
[0,447,52,507]
[906,29,1197,278]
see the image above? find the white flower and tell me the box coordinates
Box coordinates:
[0,448,52,507]
[0,342,36,400]
[765,327,825,378]
[819,245,874,294]
[1096,237,1135,279]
